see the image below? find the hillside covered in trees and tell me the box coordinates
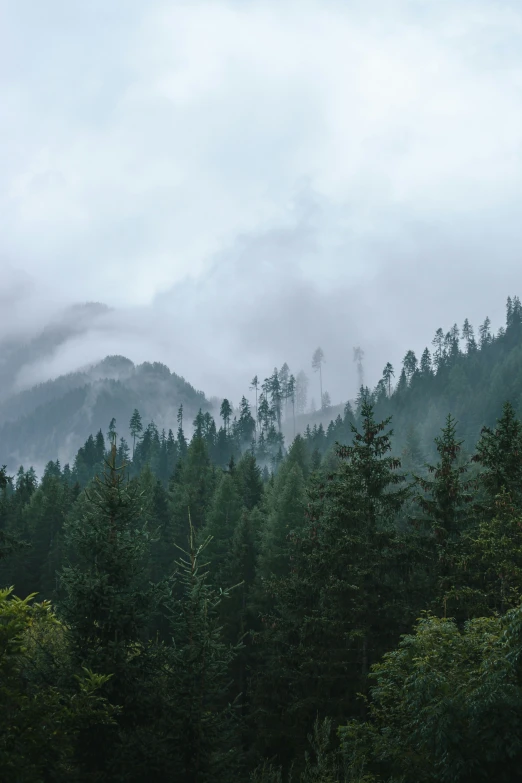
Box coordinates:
[0,354,208,472]
[3,296,522,781]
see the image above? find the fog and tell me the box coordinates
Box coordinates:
[2,0,522,408]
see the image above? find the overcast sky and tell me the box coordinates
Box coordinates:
[2,0,522,405]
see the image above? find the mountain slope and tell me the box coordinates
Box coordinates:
[308,296,522,462]
[0,356,208,471]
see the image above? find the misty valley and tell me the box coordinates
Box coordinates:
[3,296,522,781]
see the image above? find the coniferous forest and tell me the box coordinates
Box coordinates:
[5,297,522,782]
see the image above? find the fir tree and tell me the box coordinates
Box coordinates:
[129,409,143,458]
[254,403,409,767]
[382,362,395,396]
[472,401,522,508]
[162,521,242,782]
[107,417,117,446]
[420,347,432,377]
[412,414,474,615]
[220,398,233,436]
[59,443,165,778]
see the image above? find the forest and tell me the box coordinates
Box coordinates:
[3,296,522,781]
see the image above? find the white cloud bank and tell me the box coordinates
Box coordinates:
[2,0,522,403]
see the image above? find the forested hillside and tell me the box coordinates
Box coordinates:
[3,296,522,781]
[0,355,208,471]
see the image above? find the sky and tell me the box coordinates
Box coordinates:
[2,0,522,406]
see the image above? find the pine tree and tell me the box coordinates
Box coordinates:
[117,436,130,466]
[420,347,432,377]
[402,350,418,382]
[432,328,445,369]
[162,522,241,781]
[177,404,188,460]
[200,472,243,585]
[257,393,272,434]
[220,398,233,436]
[462,317,477,352]
[479,316,492,347]
[472,401,522,508]
[107,417,117,446]
[382,362,395,396]
[237,396,256,447]
[0,467,29,566]
[94,430,105,463]
[412,414,474,615]
[257,462,307,581]
[286,374,297,437]
[169,434,216,544]
[264,369,283,432]
[59,443,165,777]
[234,452,264,510]
[129,408,143,458]
[253,404,409,767]
[279,362,290,420]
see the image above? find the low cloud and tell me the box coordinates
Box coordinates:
[2,0,522,407]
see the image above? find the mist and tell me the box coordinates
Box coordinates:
[2,0,522,408]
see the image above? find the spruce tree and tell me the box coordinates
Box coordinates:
[162,521,241,782]
[200,472,243,585]
[235,452,264,510]
[177,404,188,460]
[129,408,143,458]
[412,414,474,615]
[253,403,409,768]
[220,398,233,436]
[472,401,522,508]
[382,362,394,396]
[59,443,165,778]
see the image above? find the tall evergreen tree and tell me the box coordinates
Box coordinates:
[129,409,143,458]
[382,362,395,396]
[253,403,409,768]
[59,443,165,778]
[220,398,233,436]
[161,523,241,782]
[472,401,522,508]
[412,414,474,615]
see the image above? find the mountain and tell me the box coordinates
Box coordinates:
[0,355,208,472]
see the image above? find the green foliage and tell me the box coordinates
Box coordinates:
[340,608,522,783]
[252,404,411,768]
[411,414,474,615]
[0,587,113,782]
[6,297,522,779]
[59,446,166,778]
[201,471,243,583]
[473,400,522,507]
[162,520,242,782]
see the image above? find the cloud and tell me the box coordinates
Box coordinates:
[2,0,522,405]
